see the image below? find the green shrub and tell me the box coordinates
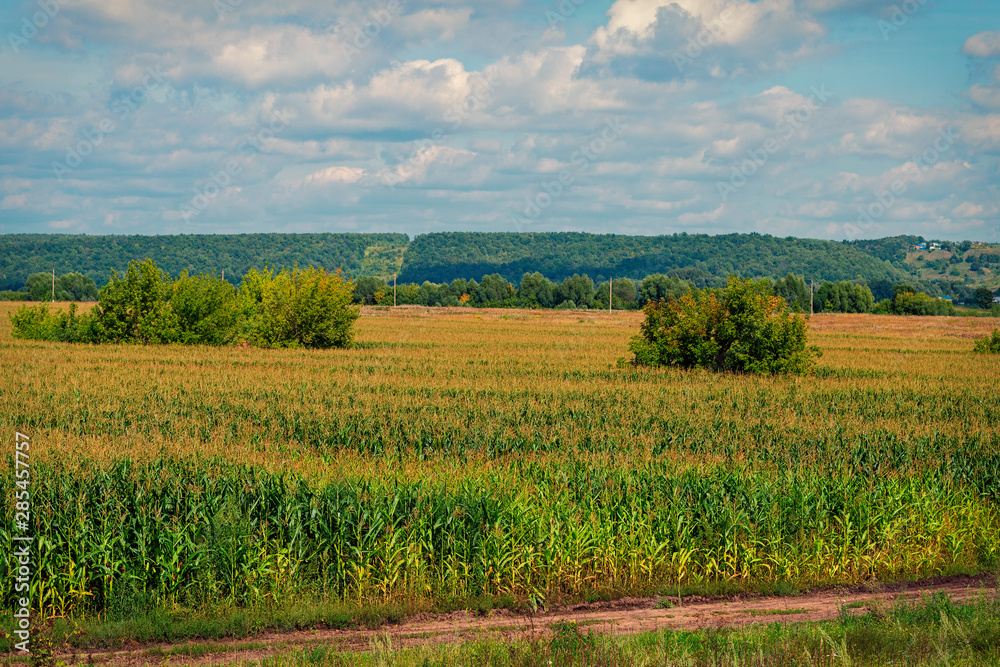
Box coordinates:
[171,271,239,345]
[974,329,1000,354]
[11,260,359,350]
[238,266,358,349]
[890,285,955,316]
[628,276,819,375]
[94,259,180,344]
[10,303,97,342]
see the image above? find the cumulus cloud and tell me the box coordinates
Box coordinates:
[587,0,830,81]
[963,31,1000,59]
[0,0,997,240]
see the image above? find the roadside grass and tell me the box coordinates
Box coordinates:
[745,608,814,616]
[235,589,1000,666]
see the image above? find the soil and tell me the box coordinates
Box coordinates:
[45,573,997,666]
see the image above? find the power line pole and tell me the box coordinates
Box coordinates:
[51,268,55,302]
[810,280,814,316]
[393,275,397,307]
[609,277,613,314]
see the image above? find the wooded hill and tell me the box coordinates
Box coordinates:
[0,233,408,292]
[396,232,911,286]
[3,231,990,296]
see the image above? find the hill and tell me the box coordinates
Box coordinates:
[0,233,409,290]
[396,232,911,287]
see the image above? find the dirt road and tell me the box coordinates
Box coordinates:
[47,574,999,666]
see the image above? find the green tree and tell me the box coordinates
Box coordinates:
[239,266,358,348]
[595,278,639,310]
[638,274,692,304]
[26,273,54,301]
[94,259,180,344]
[353,276,385,305]
[814,281,874,313]
[474,274,515,306]
[518,272,556,308]
[975,287,995,310]
[557,274,595,308]
[629,276,818,375]
[772,274,810,312]
[171,271,239,345]
[56,273,99,301]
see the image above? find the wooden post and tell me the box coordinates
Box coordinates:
[609,277,613,314]
[393,275,397,307]
[51,268,55,301]
[810,280,814,316]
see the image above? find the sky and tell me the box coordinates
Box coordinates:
[0,0,998,241]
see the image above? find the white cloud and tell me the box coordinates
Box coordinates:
[963,31,1000,59]
[303,166,366,186]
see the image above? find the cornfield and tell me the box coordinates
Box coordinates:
[2,304,998,617]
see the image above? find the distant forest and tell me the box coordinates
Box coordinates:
[0,231,993,303]
[0,233,408,292]
[396,232,910,286]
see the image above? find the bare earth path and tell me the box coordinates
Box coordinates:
[51,574,996,666]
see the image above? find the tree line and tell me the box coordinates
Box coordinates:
[3,232,996,306]
[354,272,997,315]
[8,264,994,320]
[398,231,911,286]
[0,233,408,291]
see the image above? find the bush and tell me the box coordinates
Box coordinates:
[628,276,819,375]
[11,303,97,342]
[11,260,360,350]
[171,271,239,345]
[238,266,358,349]
[94,259,180,344]
[974,329,1000,354]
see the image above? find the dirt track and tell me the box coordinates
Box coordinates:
[52,574,997,666]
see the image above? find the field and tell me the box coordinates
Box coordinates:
[2,303,1000,662]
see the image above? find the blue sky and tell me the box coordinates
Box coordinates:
[0,0,998,240]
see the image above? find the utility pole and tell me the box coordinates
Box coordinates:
[393,275,397,307]
[609,277,613,314]
[810,280,814,316]
[51,268,55,302]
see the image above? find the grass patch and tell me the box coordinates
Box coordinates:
[745,608,814,616]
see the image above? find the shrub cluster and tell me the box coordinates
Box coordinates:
[974,329,1000,354]
[628,276,819,375]
[10,259,358,349]
[874,284,956,316]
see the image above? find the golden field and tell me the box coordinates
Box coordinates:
[1,302,999,615]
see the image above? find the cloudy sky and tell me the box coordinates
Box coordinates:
[1,0,998,240]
